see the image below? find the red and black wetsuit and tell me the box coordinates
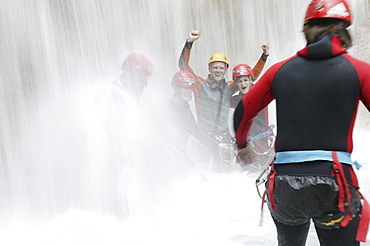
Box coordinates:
[234,35,370,245]
[234,35,370,151]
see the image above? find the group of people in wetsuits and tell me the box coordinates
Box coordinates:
[170,30,272,172]
[119,0,370,245]
[167,0,370,245]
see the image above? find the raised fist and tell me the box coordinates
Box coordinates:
[187,30,201,42]
[262,43,270,55]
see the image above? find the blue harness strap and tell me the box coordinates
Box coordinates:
[247,124,275,142]
[274,150,361,169]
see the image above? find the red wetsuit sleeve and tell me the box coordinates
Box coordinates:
[343,54,370,152]
[178,41,206,120]
[234,62,281,149]
[354,59,370,111]
[342,54,370,110]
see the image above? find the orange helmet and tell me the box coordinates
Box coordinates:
[232,64,253,80]
[171,71,195,87]
[304,0,351,27]
[208,53,229,67]
[121,53,153,77]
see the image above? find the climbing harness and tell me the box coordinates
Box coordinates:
[257,150,370,242]
[255,166,270,199]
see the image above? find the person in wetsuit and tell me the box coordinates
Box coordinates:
[167,70,199,166]
[233,0,370,245]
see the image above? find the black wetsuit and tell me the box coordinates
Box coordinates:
[234,35,370,246]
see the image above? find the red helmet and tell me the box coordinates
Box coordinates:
[304,0,351,27]
[171,71,195,87]
[121,53,153,77]
[232,64,253,79]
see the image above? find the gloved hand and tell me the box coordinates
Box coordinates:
[187,30,201,43]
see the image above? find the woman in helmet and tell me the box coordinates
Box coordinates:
[234,0,370,245]
[178,30,269,171]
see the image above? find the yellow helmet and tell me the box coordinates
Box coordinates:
[208,53,229,67]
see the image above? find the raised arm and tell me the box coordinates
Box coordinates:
[252,43,270,81]
[178,30,201,78]
[178,30,206,120]
[355,58,370,112]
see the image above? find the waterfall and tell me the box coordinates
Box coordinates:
[0,0,369,245]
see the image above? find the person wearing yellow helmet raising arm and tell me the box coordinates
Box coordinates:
[178,30,269,171]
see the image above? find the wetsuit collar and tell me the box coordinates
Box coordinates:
[297,35,347,59]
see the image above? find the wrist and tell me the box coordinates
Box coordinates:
[261,53,269,63]
[185,41,193,49]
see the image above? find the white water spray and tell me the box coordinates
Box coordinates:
[0,0,370,245]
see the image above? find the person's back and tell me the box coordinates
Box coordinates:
[273,34,359,152]
[233,35,369,152]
